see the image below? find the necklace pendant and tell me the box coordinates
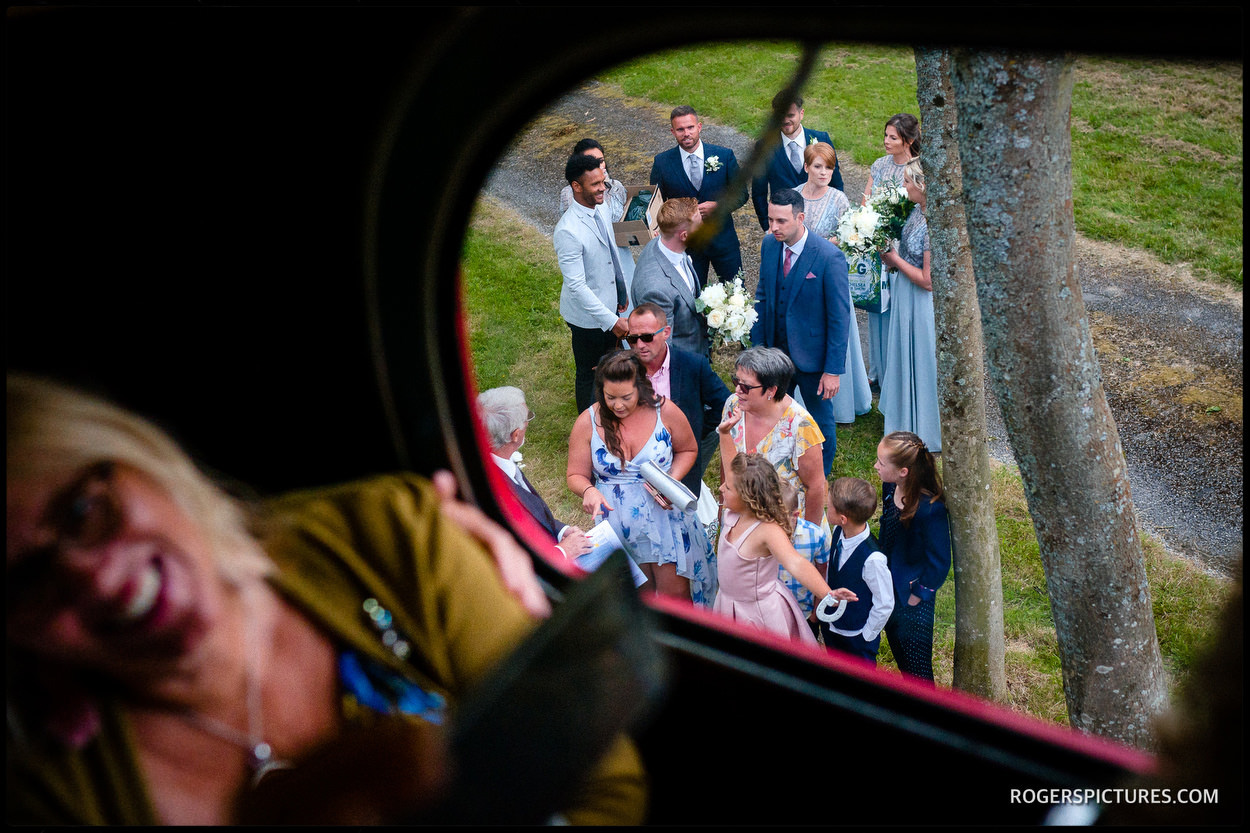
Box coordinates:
[248,743,292,786]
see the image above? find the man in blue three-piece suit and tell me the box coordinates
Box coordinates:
[749,189,851,476]
[750,90,844,231]
[649,105,748,288]
[477,386,593,560]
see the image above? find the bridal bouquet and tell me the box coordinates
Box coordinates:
[837,182,915,314]
[836,180,915,259]
[695,271,757,349]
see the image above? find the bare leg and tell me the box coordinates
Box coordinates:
[638,562,658,594]
[652,562,691,601]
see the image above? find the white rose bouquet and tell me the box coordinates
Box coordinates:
[836,180,915,258]
[695,270,757,349]
[838,181,915,314]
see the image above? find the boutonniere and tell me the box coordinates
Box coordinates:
[704,156,722,173]
[808,135,819,145]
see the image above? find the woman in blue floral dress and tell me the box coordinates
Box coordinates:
[567,351,716,607]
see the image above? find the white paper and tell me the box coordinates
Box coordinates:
[638,460,697,512]
[575,519,648,586]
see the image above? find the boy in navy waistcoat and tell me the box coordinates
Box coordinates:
[819,477,895,664]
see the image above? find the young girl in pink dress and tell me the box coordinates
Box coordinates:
[714,453,857,643]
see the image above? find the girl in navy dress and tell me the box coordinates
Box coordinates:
[873,430,951,682]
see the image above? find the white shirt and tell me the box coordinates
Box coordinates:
[658,239,695,293]
[782,126,807,163]
[491,453,569,542]
[679,141,706,179]
[782,227,809,273]
[645,345,672,399]
[829,526,895,641]
[572,199,611,246]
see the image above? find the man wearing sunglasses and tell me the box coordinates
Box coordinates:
[627,303,730,495]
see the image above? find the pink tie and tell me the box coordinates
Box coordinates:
[783,247,793,277]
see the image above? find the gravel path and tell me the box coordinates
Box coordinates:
[484,82,1243,577]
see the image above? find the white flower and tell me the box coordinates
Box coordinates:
[705,156,722,172]
[699,283,727,308]
[855,208,881,238]
[707,308,727,329]
[727,293,745,309]
[726,310,745,332]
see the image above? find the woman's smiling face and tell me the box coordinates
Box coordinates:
[7,462,226,685]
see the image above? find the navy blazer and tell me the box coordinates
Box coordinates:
[666,344,731,495]
[505,469,566,544]
[749,232,851,377]
[649,142,748,261]
[750,128,844,229]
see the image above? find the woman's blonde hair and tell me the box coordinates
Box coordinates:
[903,157,925,193]
[6,374,271,584]
[729,453,794,537]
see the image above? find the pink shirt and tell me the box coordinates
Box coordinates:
[646,346,672,399]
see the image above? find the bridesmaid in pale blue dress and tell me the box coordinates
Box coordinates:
[861,114,921,389]
[567,351,716,607]
[878,158,942,452]
[793,140,870,425]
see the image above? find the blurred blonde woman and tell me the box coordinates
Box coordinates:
[6,374,645,824]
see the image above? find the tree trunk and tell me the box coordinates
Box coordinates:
[914,47,1006,702]
[951,50,1166,748]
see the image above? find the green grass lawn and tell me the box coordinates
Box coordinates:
[461,195,1236,728]
[601,42,1243,286]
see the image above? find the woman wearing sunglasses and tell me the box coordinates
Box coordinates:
[5,374,645,825]
[717,347,827,529]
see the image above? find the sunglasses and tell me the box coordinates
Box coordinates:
[7,461,122,612]
[625,326,666,345]
[731,376,764,393]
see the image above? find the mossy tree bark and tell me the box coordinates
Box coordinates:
[914,47,1006,702]
[951,50,1166,748]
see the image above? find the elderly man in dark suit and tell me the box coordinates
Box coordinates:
[649,105,748,288]
[749,189,851,475]
[477,386,592,559]
[629,197,708,357]
[627,303,730,496]
[750,90,844,231]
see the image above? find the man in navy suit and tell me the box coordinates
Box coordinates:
[749,189,851,475]
[750,91,844,231]
[627,303,730,496]
[477,386,592,559]
[649,105,748,288]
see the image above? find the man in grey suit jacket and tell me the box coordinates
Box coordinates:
[554,153,630,412]
[629,197,709,357]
